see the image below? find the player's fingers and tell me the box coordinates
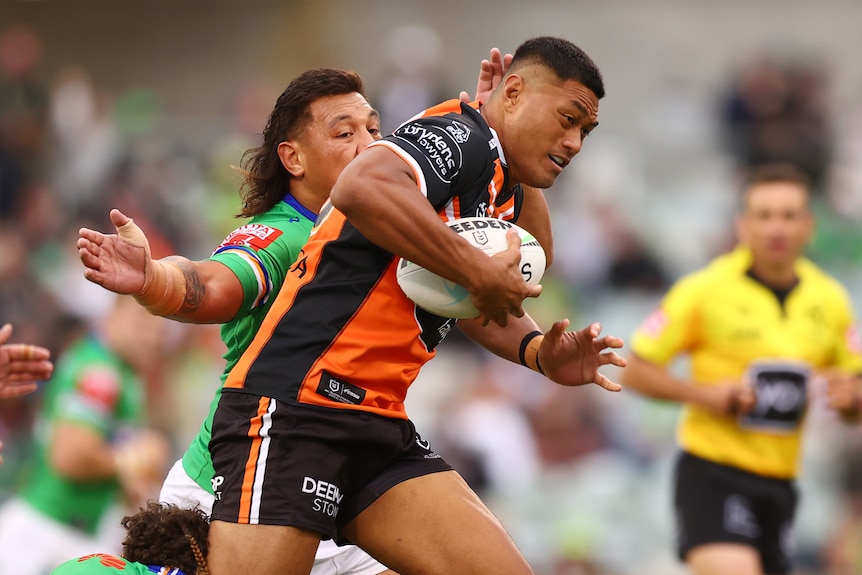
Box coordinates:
[526,284,542,300]
[600,351,628,368]
[0,324,11,346]
[458,91,470,103]
[78,228,103,244]
[109,208,131,229]
[596,334,625,349]
[594,373,622,392]
[0,382,38,400]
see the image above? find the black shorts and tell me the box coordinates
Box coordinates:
[674,451,798,575]
[208,391,453,542]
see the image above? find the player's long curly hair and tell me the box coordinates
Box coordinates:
[237,68,366,217]
[121,502,210,575]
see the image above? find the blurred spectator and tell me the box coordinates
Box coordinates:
[0,23,48,220]
[0,296,172,575]
[375,23,448,134]
[47,67,123,220]
[720,55,834,192]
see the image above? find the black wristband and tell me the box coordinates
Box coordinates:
[518,330,543,367]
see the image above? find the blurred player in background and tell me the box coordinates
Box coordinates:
[622,163,862,575]
[77,50,540,575]
[0,296,172,575]
[50,502,210,575]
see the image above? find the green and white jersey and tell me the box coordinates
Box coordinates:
[51,553,186,575]
[21,334,144,534]
[180,195,316,493]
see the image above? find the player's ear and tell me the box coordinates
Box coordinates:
[278,141,304,177]
[502,74,524,111]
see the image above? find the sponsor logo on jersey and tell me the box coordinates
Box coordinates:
[212,475,224,500]
[740,363,809,432]
[302,476,342,517]
[639,309,668,338]
[215,224,283,252]
[76,367,121,410]
[723,495,760,538]
[395,122,463,184]
[847,324,861,354]
[315,372,367,405]
[445,120,471,143]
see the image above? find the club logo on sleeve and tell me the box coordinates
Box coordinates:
[215,224,283,252]
[394,123,463,184]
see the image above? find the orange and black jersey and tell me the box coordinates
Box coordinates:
[224,100,524,419]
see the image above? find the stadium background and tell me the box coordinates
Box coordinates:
[2,1,862,573]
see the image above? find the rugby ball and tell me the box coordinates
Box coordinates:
[396,217,545,318]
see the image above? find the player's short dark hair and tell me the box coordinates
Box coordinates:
[121,502,210,575]
[509,36,605,99]
[239,69,366,217]
[745,163,812,190]
[739,163,812,212]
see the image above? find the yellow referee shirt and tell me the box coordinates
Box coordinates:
[632,247,862,479]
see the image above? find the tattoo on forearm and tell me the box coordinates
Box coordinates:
[178,261,205,313]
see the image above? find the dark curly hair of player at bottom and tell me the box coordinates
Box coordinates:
[121,502,210,575]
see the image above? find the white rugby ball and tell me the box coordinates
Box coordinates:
[396,217,546,318]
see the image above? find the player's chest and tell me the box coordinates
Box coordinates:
[698,283,836,362]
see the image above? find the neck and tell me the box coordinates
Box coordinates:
[748,260,798,289]
[288,183,326,215]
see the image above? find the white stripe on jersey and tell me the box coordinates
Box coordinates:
[234,250,268,309]
[249,398,277,523]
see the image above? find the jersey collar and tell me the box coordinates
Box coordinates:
[282,193,317,223]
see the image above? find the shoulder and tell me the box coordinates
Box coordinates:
[51,554,148,574]
[212,203,313,257]
[798,257,855,306]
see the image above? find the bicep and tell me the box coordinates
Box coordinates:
[516,186,553,268]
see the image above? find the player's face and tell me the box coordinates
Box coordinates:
[297,92,381,198]
[738,181,813,268]
[502,72,599,189]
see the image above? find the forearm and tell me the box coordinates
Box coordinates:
[48,424,118,481]
[458,314,543,370]
[331,148,497,290]
[621,354,701,404]
[139,257,242,324]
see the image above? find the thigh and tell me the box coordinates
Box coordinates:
[687,543,765,575]
[208,520,320,575]
[343,470,533,575]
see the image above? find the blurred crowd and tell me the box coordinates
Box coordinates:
[1,20,862,575]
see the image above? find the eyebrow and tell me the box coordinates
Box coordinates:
[571,100,599,131]
[328,109,381,130]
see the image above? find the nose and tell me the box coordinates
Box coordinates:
[562,129,583,158]
[356,130,376,155]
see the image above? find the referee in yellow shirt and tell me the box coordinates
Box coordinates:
[622,163,862,575]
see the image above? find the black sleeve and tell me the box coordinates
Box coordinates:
[383,112,492,211]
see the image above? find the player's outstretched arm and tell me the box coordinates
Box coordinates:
[0,323,52,400]
[78,209,243,323]
[458,316,625,391]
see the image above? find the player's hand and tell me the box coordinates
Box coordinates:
[0,324,52,399]
[78,209,151,295]
[819,369,861,418]
[538,320,626,391]
[459,47,513,103]
[696,383,757,417]
[114,428,171,507]
[469,229,540,328]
